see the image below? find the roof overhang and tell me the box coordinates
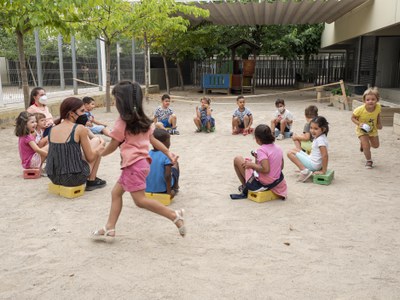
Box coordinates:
[186,0,370,25]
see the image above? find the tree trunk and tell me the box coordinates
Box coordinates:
[162,55,170,94]
[16,30,30,109]
[143,33,149,102]
[177,62,184,91]
[105,40,111,112]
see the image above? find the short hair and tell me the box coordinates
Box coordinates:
[153,128,170,144]
[201,97,211,105]
[363,87,380,102]
[33,112,46,121]
[254,124,275,144]
[236,95,244,101]
[82,96,95,104]
[305,105,318,118]
[161,94,170,101]
[275,99,285,106]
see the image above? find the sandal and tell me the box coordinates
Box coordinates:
[173,209,186,237]
[92,227,115,240]
[365,160,373,169]
[195,128,202,133]
[242,129,249,136]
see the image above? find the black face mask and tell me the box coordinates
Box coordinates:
[75,113,88,125]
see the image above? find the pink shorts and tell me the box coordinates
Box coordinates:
[29,153,42,169]
[118,159,150,193]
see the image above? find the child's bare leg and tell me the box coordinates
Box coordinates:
[193,117,201,129]
[102,127,111,137]
[102,183,125,235]
[233,156,246,185]
[169,115,177,128]
[130,190,184,231]
[88,137,102,180]
[270,119,277,132]
[243,115,250,130]
[359,135,372,161]
[280,120,288,133]
[155,122,166,130]
[287,149,306,171]
[370,136,380,149]
[232,117,240,133]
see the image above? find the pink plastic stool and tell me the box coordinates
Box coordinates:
[23,169,41,179]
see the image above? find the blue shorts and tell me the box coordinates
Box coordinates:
[295,151,320,171]
[161,119,172,128]
[201,117,215,128]
[89,125,105,134]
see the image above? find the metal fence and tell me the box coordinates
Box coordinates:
[0,36,145,106]
[194,52,347,88]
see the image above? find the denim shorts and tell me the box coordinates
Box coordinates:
[161,119,172,128]
[89,125,105,134]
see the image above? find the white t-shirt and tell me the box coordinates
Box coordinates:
[310,134,328,168]
[273,109,294,129]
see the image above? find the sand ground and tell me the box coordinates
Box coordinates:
[1,88,400,299]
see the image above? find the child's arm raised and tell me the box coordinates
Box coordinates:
[313,146,328,175]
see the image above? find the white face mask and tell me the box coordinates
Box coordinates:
[278,107,285,113]
[39,95,48,105]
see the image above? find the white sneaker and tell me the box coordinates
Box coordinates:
[276,133,284,140]
[298,169,313,182]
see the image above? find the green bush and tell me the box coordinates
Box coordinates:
[330,87,349,96]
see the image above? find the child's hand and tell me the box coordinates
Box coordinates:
[242,159,254,169]
[313,170,325,175]
[169,152,179,164]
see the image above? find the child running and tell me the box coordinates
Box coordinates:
[15,111,48,171]
[231,124,287,199]
[270,98,294,140]
[194,97,215,133]
[351,87,382,169]
[146,128,180,198]
[287,116,329,182]
[232,95,253,135]
[153,94,179,135]
[291,105,318,152]
[93,81,185,239]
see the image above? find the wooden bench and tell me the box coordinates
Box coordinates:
[202,74,230,94]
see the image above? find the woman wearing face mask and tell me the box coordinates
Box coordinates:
[45,97,106,191]
[27,87,54,137]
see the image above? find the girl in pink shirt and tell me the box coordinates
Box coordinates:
[233,124,287,199]
[15,111,48,170]
[93,81,185,239]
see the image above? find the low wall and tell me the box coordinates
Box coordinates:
[0,85,159,127]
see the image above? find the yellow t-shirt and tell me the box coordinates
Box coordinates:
[353,103,381,137]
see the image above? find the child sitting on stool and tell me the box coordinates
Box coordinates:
[270,98,293,140]
[83,96,111,137]
[194,97,215,133]
[146,128,180,198]
[291,105,318,153]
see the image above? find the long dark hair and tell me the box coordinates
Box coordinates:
[29,87,45,106]
[55,97,84,125]
[311,116,329,136]
[112,80,152,134]
[254,124,275,144]
[15,111,34,137]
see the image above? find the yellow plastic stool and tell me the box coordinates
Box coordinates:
[48,182,85,199]
[248,190,281,203]
[145,192,172,206]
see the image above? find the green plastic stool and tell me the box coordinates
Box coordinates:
[201,126,215,132]
[313,169,334,185]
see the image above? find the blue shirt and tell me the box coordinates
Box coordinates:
[145,150,172,193]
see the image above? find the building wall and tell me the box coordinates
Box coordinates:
[321,0,400,47]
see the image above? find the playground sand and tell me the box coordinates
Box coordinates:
[1,89,400,299]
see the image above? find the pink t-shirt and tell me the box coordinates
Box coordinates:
[27,105,54,127]
[255,143,287,198]
[18,135,36,169]
[110,117,155,168]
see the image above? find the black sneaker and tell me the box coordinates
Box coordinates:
[86,178,106,191]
